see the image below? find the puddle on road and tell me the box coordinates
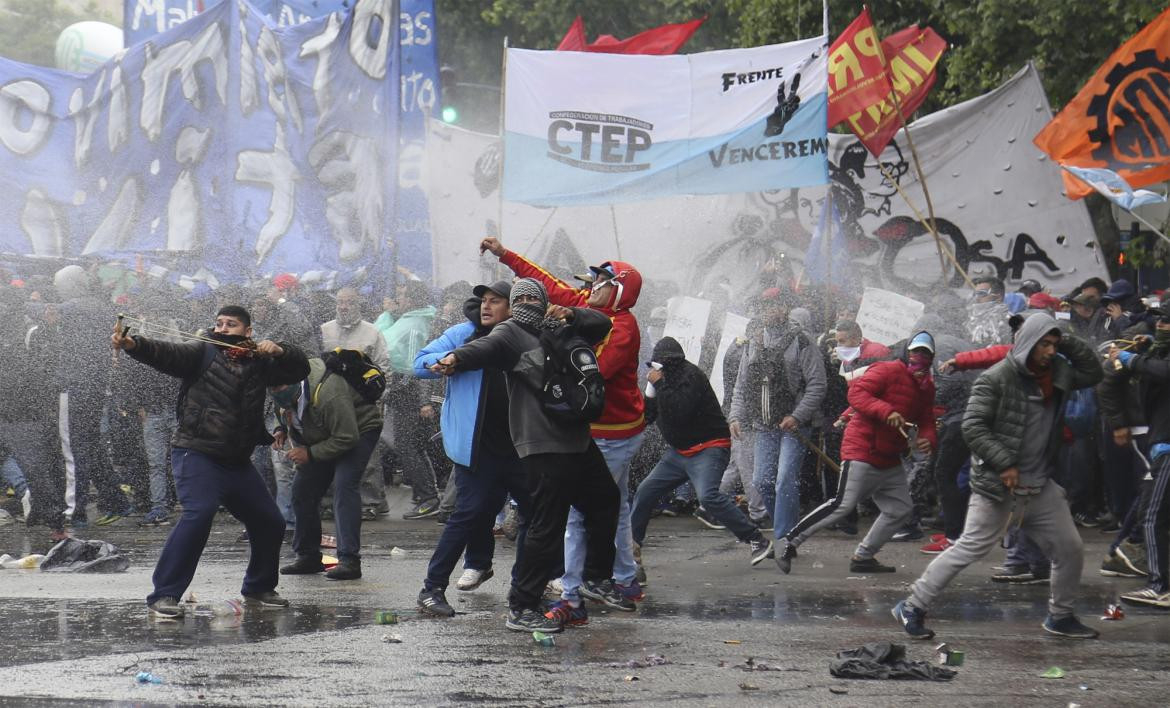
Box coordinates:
[0,599,371,668]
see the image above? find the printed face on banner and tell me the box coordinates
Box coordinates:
[0,0,400,285]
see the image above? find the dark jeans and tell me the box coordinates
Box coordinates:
[1102,422,1143,519]
[424,449,533,591]
[934,420,971,540]
[292,429,379,562]
[631,446,757,543]
[5,420,65,529]
[508,441,618,611]
[389,400,439,502]
[107,408,151,511]
[1058,432,1100,515]
[64,391,122,518]
[148,448,285,605]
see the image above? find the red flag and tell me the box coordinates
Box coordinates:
[556,16,705,55]
[827,9,888,129]
[1034,7,1170,199]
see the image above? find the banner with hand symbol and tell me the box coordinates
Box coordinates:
[503,37,828,206]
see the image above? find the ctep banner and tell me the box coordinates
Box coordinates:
[503,37,829,206]
[0,0,399,283]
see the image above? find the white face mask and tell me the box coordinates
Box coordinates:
[836,345,862,362]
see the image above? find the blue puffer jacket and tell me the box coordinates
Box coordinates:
[414,319,482,467]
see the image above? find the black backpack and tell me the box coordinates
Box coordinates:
[320,348,386,404]
[536,323,606,424]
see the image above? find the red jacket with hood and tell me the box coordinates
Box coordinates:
[501,251,645,440]
[840,358,937,469]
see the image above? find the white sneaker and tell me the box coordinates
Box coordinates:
[544,578,565,598]
[455,567,494,591]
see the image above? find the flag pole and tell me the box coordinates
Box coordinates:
[609,205,624,260]
[865,4,950,280]
[877,162,976,288]
[493,37,509,281]
[1124,209,1170,249]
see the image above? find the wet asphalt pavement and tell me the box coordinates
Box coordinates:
[2,486,1168,706]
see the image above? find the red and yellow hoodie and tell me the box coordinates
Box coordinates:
[500,250,645,440]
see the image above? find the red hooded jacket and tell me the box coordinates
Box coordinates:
[501,251,645,440]
[840,360,937,469]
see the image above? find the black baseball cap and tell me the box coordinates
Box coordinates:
[472,280,512,300]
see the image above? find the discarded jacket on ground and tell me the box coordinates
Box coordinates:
[39,538,130,573]
[829,642,956,681]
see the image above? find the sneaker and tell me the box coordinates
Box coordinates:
[891,525,924,542]
[580,579,636,611]
[137,509,171,527]
[403,498,440,520]
[435,512,450,525]
[148,596,185,620]
[1117,540,1150,576]
[662,498,691,518]
[280,556,326,575]
[774,542,797,574]
[544,599,588,627]
[506,607,564,633]
[242,591,290,609]
[1100,551,1144,578]
[928,532,946,542]
[1073,511,1099,528]
[920,538,953,555]
[749,535,774,566]
[325,559,361,580]
[95,512,125,526]
[751,514,774,532]
[693,507,726,530]
[1119,587,1170,608]
[455,567,494,591]
[417,588,455,617]
[544,578,565,599]
[360,507,378,521]
[615,580,645,602]
[850,556,896,573]
[1042,614,1099,639]
[891,599,934,640]
[991,566,1046,584]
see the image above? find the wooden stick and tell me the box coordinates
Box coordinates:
[878,163,976,289]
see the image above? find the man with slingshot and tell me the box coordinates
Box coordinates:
[112,305,310,620]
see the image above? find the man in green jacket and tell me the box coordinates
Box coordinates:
[272,357,384,580]
[893,312,1103,640]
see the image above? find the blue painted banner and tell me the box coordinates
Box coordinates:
[122,0,438,281]
[0,0,398,285]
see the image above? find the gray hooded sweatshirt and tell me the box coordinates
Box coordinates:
[1010,313,1064,489]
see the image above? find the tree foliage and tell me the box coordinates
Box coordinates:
[0,0,114,68]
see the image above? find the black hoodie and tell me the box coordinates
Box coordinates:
[645,337,731,451]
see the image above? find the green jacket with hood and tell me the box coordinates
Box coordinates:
[961,312,1102,502]
[280,358,383,463]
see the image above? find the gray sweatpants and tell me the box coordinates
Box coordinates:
[784,459,912,560]
[719,430,767,521]
[909,479,1083,618]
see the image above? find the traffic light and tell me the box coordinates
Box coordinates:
[439,65,458,124]
[441,105,458,123]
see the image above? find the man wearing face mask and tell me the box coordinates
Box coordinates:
[776,332,937,575]
[272,353,383,581]
[965,276,1012,347]
[112,305,310,620]
[320,288,391,371]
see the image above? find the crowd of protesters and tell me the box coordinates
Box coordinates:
[1,250,1168,637]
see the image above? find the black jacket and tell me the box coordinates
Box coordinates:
[127,337,309,462]
[645,337,730,451]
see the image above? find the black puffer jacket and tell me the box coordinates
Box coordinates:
[645,337,730,451]
[128,338,309,461]
[962,314,1102,502]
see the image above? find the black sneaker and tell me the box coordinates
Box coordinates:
[506,607,564,633]
[580,579,636,611]
[325,559,361,580]
[1042,614,1099,639]
[280,556,325,575]
[403,498,440,520]
[1073,511,1099,528]
[418,588,455,617]
[749,534,774,566]
[891,525,924,542]
[242,591,290,609]
[148,596,184,620]
[775,542,797,574]
[891,599,934,640]
[694,507,726,530]
[991,566,1046,584]
[360,507,378,521]
[850,557,896,573]
[751,514,774,532]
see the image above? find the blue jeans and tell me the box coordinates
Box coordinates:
[292,430,379,562]
[561,432,643,599]
[142,414,175,513]
[753,427,809,540]
[149,448,285,605]
[424,449,533,591]
[631,446,756,543]
[0,456,27,498]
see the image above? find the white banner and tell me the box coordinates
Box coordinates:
[503,38,828,206]
[711,312,750,405]
[855,288,925,346]
[661,296,712,363]
[428,64,1108,302]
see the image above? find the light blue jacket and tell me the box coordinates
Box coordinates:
[414,320,482,467]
